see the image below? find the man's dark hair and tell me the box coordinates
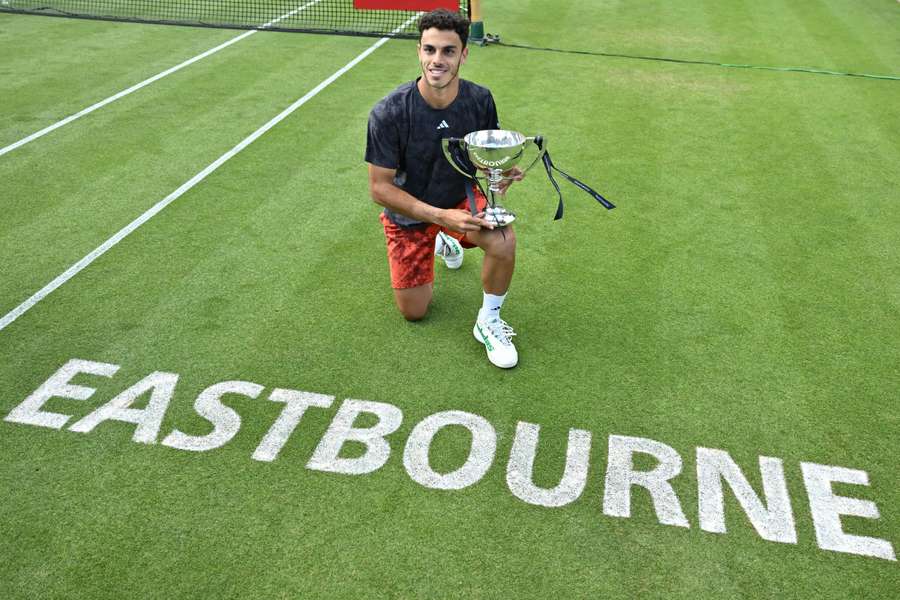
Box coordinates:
[418,8,470,48]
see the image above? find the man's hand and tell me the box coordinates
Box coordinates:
[438,209,495,232]
[496,166,525,195]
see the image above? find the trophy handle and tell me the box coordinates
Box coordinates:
[520,136,548,175]
[441,138,477,179]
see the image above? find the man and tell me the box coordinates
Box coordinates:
[365,8,522,369]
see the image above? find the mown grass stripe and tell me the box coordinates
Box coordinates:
[0,12,417,334]
[0,0,323,158]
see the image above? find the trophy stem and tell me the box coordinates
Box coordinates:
[487,168,504,193]
[483,169,516,227]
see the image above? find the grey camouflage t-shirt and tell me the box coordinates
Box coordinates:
[365,78,500,227]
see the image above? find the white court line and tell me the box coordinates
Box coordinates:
[0,14,420,333]
[0,0,323,158]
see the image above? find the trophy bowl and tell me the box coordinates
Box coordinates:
[464,130,527,180]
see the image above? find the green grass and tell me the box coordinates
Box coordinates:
[2,2,899,598]
[484,0,899,75]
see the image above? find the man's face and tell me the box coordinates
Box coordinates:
[418,27,468,90]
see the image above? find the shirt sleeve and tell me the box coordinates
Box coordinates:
[365,101,400,169]
[484,93,500,130]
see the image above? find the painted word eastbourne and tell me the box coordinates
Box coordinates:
[5,358,896,562]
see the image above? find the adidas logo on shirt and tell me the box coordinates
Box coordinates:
[436,120,450,130]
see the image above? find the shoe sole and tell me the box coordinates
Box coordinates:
[444,255,463,269]
[472,324,517,369]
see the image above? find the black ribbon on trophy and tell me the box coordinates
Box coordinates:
[442,139,497,221]
[442,130,615,227]
[534,136,615,220]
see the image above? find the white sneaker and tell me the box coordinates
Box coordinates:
[435,231,463,269]
[473,317,518,368]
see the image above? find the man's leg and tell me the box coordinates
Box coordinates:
[465,226,518,368]
[466,226,516,295]
[394,284,433,321]
[394,225,513,323]
[381,214,440,321]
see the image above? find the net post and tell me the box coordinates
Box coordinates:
[469,0,485,45]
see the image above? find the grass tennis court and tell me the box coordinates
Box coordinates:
[2,1,898,597]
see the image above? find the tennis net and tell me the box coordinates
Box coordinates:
[0,1,471,38]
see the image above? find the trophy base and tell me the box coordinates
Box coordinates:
[485,205,516,227]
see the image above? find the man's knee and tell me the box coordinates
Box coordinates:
[399,303,429,321]
[484,227,516,260]
[394,286,432,321]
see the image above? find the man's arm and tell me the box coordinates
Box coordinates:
[368,164,494,232]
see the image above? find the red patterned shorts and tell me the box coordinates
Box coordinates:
[380,191,488,289]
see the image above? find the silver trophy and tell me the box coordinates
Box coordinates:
[442,130,546,227]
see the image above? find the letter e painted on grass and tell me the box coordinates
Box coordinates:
[251,389,334,462]
[603,435,690,528]
[404,411,497,490]
[801,463,896,561]
[506,422,591,507]
[68,372,178,444]
[306,399,402,475]
[5,358,120,429]
[696,448,797,544]
[161,381,264,452]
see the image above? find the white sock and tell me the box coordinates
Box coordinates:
[478,291,506,322]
